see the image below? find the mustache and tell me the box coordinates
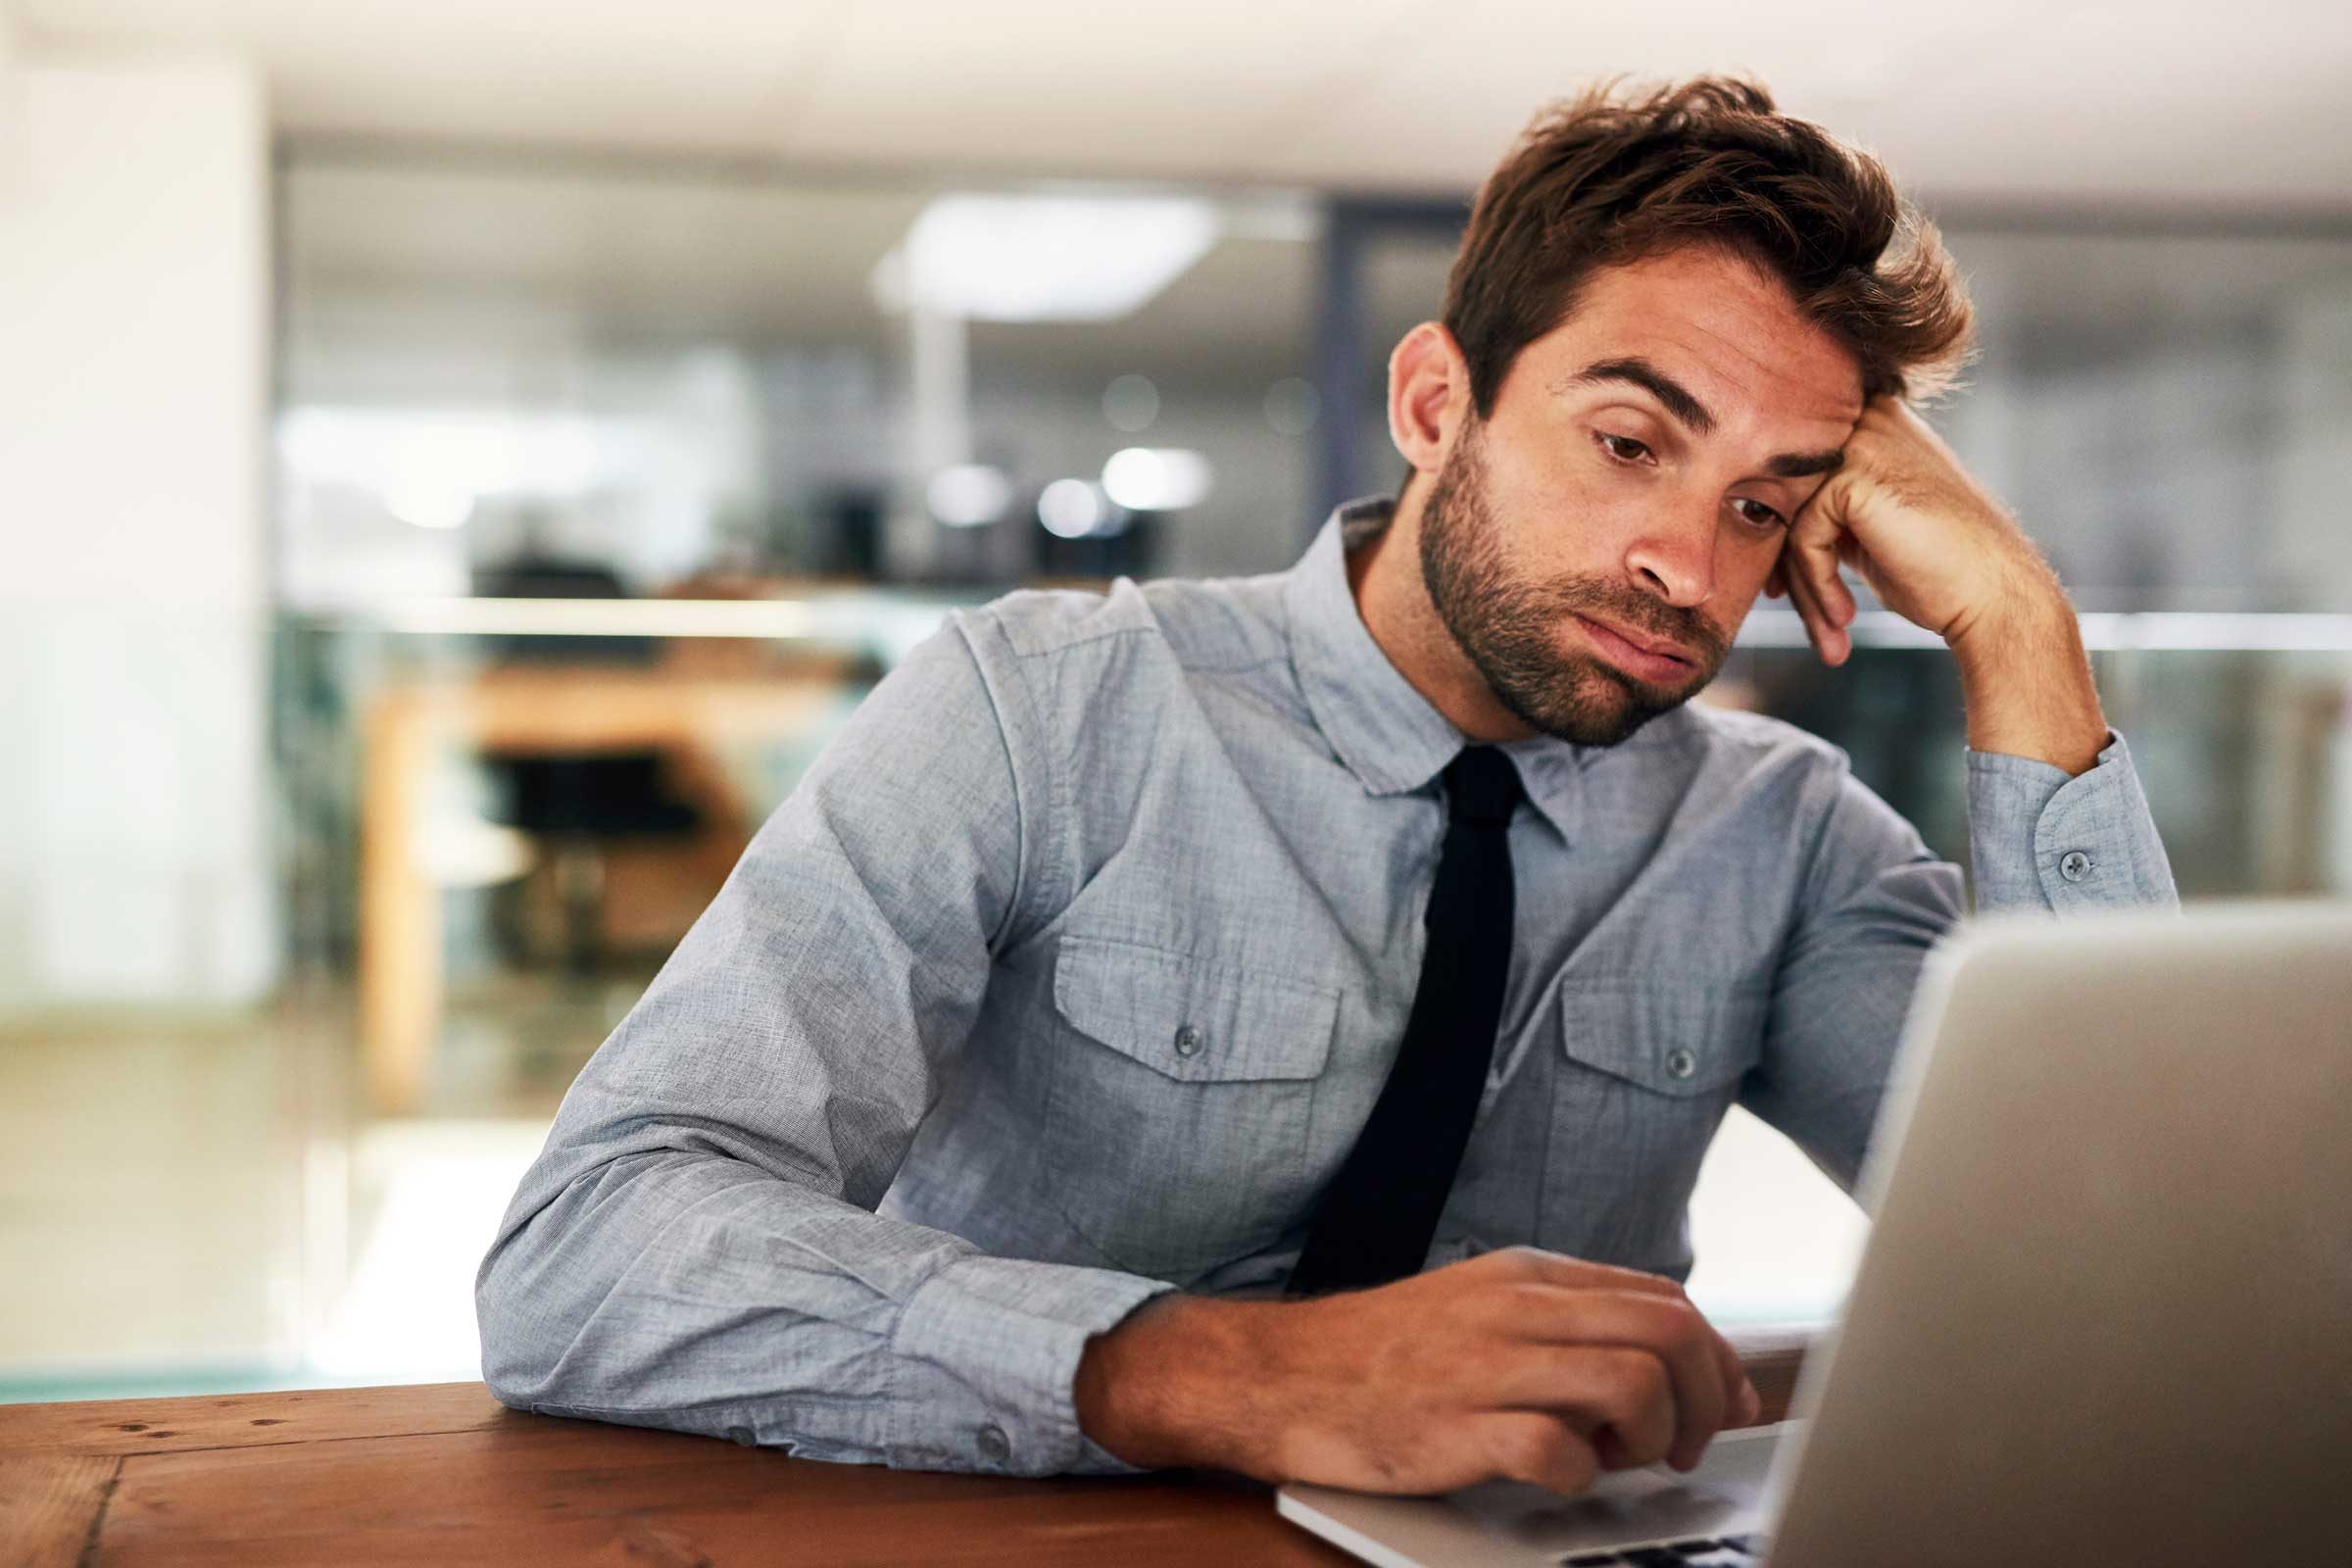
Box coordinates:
[1534,578,1729,665]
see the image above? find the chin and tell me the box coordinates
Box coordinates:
[1519,662,1705,748]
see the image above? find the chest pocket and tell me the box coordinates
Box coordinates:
[1558,980,1766,1096]
[1042,936,1339,1282]
[1542,980,1767,1271]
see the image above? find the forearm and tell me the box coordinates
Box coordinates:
[1945,571,2109,775]
[478,1141,1169,1474]
[1077,1250,1767,1497]
[1074,1293,1286,1476]
[1943,557,2176,913]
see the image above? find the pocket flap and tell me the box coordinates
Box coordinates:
[1557,981,1765,1097]
[1053,937,1338,1083]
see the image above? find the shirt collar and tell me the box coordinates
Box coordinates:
[1281,497,1591,843]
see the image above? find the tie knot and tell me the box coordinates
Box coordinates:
[1443,747,1522,826]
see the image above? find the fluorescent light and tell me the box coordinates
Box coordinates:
[1102,447,1212,512]
[926,464,1013,528]
[382,481,474,531]
[874,195,1218,322]
[279,406,603,529]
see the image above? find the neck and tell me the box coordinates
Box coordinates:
[1348,480,1538,745]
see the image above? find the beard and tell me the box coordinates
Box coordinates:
[1417,418,1728,747]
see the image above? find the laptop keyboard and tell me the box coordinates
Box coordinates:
[1560,1536,1766,1565]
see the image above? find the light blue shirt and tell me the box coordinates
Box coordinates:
[477,499,2178,1478]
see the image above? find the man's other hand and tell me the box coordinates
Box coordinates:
[1071,1246,1760,1498]
[1762,396,2109,774]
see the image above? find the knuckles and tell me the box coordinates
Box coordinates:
[1495,1420,1567,1480]
[1490,1244,1555,1281]
[1491,1419,1595,1494]
[1606,1348,1672,1414]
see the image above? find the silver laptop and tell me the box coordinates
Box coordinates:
[1279,901,2352,1565]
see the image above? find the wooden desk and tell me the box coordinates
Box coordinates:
[0,1335,1807,1566]
[360,666,851,1114]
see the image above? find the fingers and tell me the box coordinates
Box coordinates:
[1478,1412,1602,1496]
[1791,521,1856,626]
[1733,1372,1764,1427]
[1778,536,1850,666]
[1494,1294,1726,1472]
[1479,1250,1750,1417]
[1775,466,1860,665]
[1461,1249,1760,1465]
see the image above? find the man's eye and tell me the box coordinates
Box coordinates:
[1732,498,1787,530]
[1596,432,1651,464]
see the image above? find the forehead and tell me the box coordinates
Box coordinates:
[1508,245,1865,433]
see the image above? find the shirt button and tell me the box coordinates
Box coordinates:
[1664,1048,1697,1081]
[2060,850,2094,882]
[976,1424,1012,1464]
[1172,1023,1204,1057]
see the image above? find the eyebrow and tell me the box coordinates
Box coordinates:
[1562,357,1716,434]
[1557,355,1845,481]
[1764,447,1845,479]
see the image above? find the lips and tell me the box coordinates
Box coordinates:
[1573,614,1697,683]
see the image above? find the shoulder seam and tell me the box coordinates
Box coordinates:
[942,612,1043,952]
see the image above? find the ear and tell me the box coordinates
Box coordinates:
[1387,321,1473,482]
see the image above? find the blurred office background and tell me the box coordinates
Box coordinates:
[4,1,2349,1399]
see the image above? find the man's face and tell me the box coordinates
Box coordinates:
[1419,244,1865,746]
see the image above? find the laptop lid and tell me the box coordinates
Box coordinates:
[1763,901,2352,1565]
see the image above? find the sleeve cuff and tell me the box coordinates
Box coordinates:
[888,1252,1176,1477]
[1966,731,2179,912]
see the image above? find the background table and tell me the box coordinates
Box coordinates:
[0,1331,1806,1566]
[360,665,851,1113]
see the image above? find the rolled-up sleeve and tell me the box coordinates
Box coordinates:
[475,612,1170,1476]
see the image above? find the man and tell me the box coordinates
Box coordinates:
[477,76,2176,1500]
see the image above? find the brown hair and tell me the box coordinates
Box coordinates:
[1443,75,1973,415]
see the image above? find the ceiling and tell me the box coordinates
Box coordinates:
[16,0,2352,206]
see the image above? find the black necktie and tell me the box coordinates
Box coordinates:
[1290,746,1522,1296]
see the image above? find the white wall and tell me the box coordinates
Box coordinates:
[0,48,274,1008]
[0,8,19,176]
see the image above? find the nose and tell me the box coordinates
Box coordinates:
[1623,504,1717,609]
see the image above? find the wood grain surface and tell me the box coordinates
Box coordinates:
[1,1339,1807,1567]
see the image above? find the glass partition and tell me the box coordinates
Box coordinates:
[9,143,2349,1400]
[18,609,2342,1398]
[277,153,1327,610]
[1337,212,2352,616]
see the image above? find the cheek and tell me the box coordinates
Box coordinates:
[1487,465,1644,576]
[1707,542,1783,633]
[1727,536,1784,598]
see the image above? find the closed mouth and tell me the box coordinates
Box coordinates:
[1577,615,1696,666]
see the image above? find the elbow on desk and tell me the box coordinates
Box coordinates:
[472,1168,719,1422]
[473,1200,597,1414]
[474,1230,542,1411]
[472,1196,889,1468]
